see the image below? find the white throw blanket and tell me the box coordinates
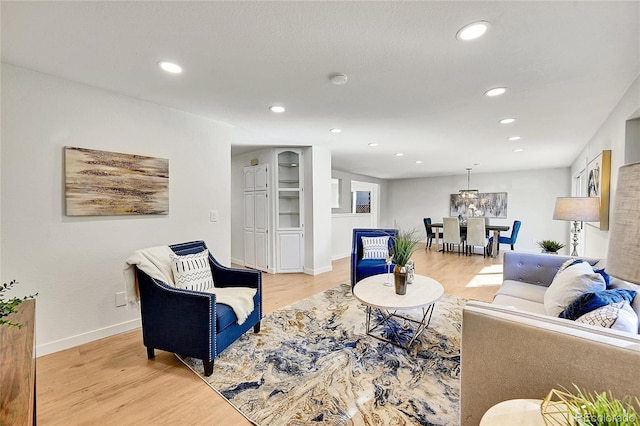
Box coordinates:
[123,245,256,325]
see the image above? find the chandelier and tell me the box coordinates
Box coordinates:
[459,168,479,199]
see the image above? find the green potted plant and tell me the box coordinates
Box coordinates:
[541,385,640,425]
[1,280,37,328]
[390,227,421,295]
[537,240,565,254]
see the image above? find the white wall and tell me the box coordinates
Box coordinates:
[332,214,374,260]
[1,64,232,356]
[570,75,640,259]
[305,146,332,274]
[385,168,572,254]
[330,169,388,259]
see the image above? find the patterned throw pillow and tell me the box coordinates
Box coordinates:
[575,301,638,333]
[170,249,215,291]
[361,236,390,260]
[576,302,623,328]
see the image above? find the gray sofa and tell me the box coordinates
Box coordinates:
[460,251,640,425]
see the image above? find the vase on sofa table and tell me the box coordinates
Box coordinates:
[394,265,408,295]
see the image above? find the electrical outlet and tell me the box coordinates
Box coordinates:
[115,291,126,307]
[210,210,219,222]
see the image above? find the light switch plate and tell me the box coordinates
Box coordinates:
[115,291,126,307]
[210,210,219,222]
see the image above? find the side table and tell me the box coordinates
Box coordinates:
[480,399,545,426]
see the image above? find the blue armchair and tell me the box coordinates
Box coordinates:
[135,241,262,376]
[489,220,521,253]
[350,228,397,288]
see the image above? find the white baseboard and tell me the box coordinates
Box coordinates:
[303,265,333,276]
[230,257,245,266]
[36,318,142,357]
[331,252,350,261]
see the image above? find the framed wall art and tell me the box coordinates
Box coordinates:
[586,149,611,230]
[65,146,169,216]
[450,192,508,218]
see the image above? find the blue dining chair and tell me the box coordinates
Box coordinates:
[489,220,521,253]
[423,218,443,248]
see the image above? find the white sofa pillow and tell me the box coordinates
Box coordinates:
[170,249,215,291]
[361,236,390,259]
[544,261,606,317]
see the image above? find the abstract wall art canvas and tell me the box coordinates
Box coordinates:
[450,192,508,218]
[65,146,169,216]
[586,149,611,230]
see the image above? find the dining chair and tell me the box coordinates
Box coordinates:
[458,214,467,240]
[423,217,443,249]
[443,217,464,255]
[465,217,489,257]
[488,220,521,254]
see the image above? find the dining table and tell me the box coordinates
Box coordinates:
[428,222,510,258]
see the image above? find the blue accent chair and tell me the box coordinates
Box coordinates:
[135,240,262,376]
[489,220,522,253]
[350,228,397,288]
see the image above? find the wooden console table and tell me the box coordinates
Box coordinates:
[1,299,36,425]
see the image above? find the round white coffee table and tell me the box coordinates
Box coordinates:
[480,399,545,425]
[353,273,444,349]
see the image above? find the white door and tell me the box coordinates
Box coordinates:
[243,167,255,191]
[254,164,268,191]
[255,191,269,271]
[243,165,269,272]
[244,191,256,268]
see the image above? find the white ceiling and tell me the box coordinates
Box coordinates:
[2,1,639,179]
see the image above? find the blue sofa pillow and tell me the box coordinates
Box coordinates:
[559,289,636,320]
[593,268,611,287]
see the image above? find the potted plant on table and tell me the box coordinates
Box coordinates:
[541,385,640,425]
[537,240,565,254]
[1,280,37,328]
[390,227,421,295]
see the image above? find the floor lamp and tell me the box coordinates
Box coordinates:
[552,197,600,256]
[606,161,640,285]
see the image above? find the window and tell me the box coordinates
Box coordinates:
[331,178,340,208]
[352,190,371,213]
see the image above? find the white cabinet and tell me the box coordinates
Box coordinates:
[276,149,304,273]
[243,164,269,272]
[277,231,304,272]
[242,150,304,274]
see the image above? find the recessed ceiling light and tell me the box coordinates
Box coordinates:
[484,87,507,97]
[330,128,342,134]
[513,148,524,152]
[158,61,182,74]
[508,136,521,141]
[499,118,516,124]
[368,142,379,147]
[395,153,404,157]
[415,160,423,164]
[329,73,348,85]
[269,105,285,113]
[456,21,491,41]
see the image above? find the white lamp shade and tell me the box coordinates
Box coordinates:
[607,161,640,284]
[552,197,600,222]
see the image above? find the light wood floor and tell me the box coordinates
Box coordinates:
[36,245,504,425]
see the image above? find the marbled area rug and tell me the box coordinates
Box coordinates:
[179,282,465,426]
